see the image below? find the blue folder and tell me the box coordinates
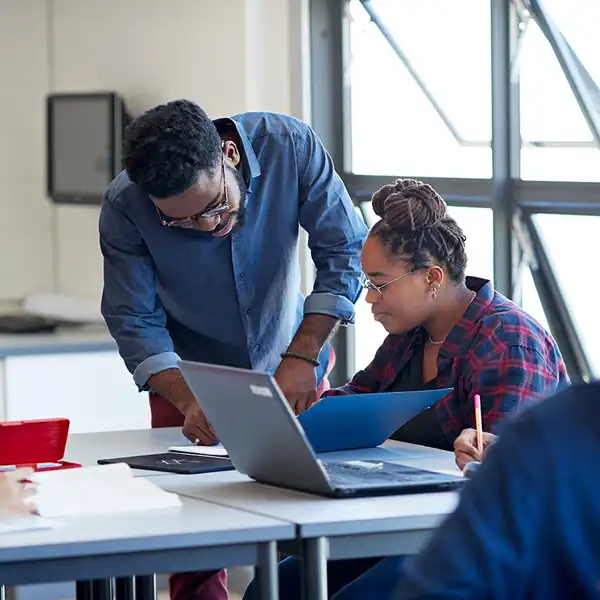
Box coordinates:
[298,388,452,453]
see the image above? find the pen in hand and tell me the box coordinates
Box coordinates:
[474,393,484,457]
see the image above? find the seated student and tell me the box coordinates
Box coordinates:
[393,380,600,600]
[242,178,568,600]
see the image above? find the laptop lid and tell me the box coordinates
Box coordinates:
[178,360,333,494]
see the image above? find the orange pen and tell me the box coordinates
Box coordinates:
[474,394,484,456]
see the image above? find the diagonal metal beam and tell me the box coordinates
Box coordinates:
[561,37,600,113]
[513,210,591,382]
[359,0,465,143]
[526,0,600,147]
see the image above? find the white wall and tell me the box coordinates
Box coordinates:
[0,0,311,301]
[0,1,54,300]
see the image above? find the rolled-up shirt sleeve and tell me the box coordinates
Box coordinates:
[99,196,180,390]
[294,126,368,324]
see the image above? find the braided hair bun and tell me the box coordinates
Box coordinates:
[369,178,468,283]
[371,178,448,232]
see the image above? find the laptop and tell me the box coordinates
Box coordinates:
[178,360,465,498]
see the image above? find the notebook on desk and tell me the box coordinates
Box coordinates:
[97,452,234,475]
[178,360,464,498]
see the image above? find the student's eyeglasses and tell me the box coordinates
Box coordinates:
[359,270,414,297]
[156,158,230,228]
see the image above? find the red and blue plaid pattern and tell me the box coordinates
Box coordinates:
[324,277,569,442]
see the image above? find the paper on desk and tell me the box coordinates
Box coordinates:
[0,514,60,535]
[168,444,229,458]
[30,463,182,518]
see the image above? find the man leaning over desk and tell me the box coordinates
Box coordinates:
[98,99,368,600]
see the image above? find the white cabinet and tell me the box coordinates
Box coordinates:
[1,351,150,433]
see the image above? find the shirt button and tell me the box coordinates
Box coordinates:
[253,344,260,352]
[239,272,246,279]
[246,309,251,316]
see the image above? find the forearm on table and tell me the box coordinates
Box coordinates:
[286,314,340,359]
[147,369,198,415]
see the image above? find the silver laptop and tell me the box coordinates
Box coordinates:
[178,360,465,498]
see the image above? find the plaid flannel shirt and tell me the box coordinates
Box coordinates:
[325,277,569,443]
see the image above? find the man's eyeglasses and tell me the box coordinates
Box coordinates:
[156,158,230,228]
[359,270,414,297]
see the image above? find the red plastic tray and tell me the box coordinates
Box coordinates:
[0,418,81,471]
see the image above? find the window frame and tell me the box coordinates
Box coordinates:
[309,0,600,384]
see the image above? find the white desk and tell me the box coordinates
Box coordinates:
[0,496,294,600]
[64,426,447,475]
[65,428,462,600]
[65,427,189,476]
[152,463,460,600]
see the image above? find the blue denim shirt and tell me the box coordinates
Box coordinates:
[99,112,368,390]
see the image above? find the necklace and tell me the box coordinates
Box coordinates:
[428,291,477,345]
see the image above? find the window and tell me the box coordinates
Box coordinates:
[544,0,600,81]
[533,213,600,374]
[348,0,492,179]
[354,206,494,371]
[347,0,600,182]
[519,265,551,332]
[519,0,600,182]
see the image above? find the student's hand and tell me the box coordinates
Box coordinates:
[274,357,318,415]
[182,404,218,445]
[454,428,497,470]
[0,469,36,516]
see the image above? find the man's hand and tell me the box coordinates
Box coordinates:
[148,369,217,444]
[182,404,217,445]
[277,314,339,414]
[274,356,318,415]
[454,428,498,470]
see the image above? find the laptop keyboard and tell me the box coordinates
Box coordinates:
[323,460,432,487]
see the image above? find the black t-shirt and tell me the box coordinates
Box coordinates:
[390,343,452,451]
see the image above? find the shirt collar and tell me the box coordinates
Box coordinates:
[440,276,494,356]
[213,117,261,186]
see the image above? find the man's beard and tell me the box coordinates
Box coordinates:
[228,163,247,232]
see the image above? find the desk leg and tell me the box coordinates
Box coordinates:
[135,574,157,600]
[115,577,135,600]
[256,540,278,600]
[75,581,93,600]
[301,537,328,600]
[91,579,112,600]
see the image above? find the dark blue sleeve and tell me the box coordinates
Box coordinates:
[99,197,179,390]
[293,126,368,324]
[394,408,550,600]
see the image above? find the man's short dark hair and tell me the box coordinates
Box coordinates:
[122,99,222,198]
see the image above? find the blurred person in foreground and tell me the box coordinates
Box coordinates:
[243,178,569,600]
[99,99,368,600]
[393,380,600,600]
